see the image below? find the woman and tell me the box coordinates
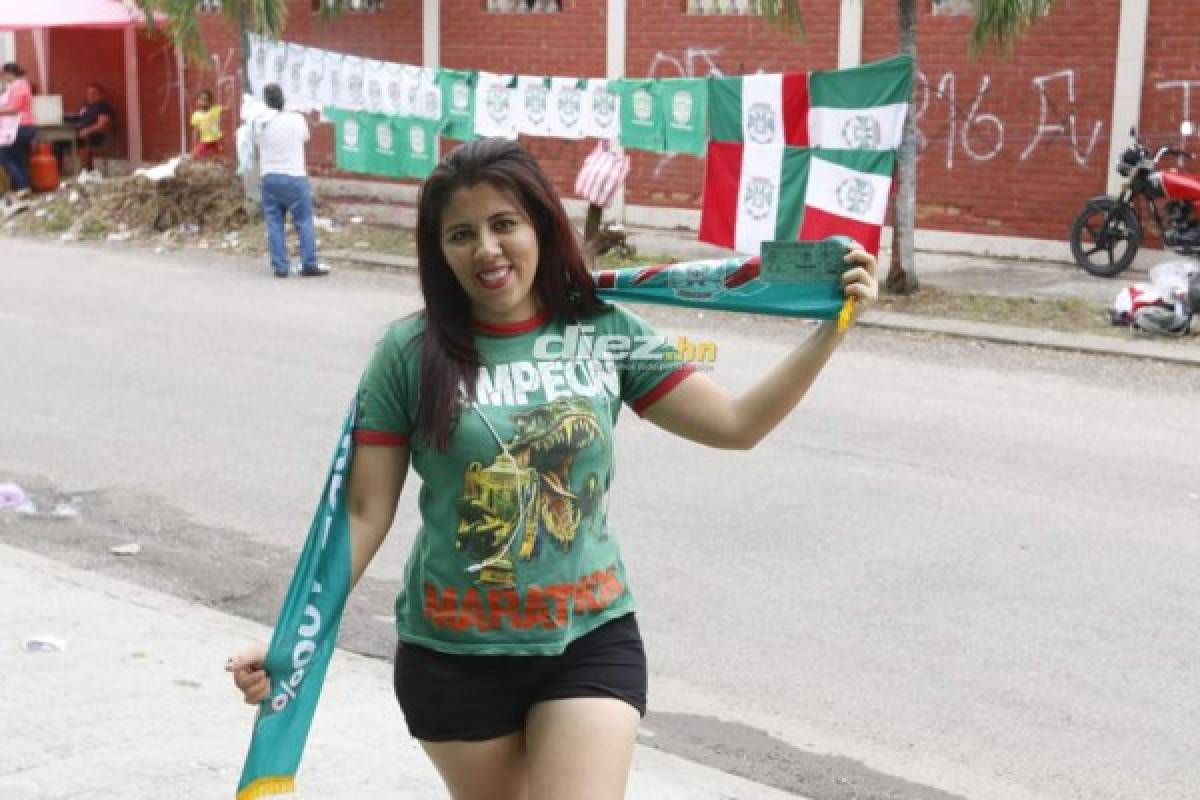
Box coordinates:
[0,62,36,191]
[230,138,877,799]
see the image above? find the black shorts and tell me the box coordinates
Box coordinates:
[393,612,647,742]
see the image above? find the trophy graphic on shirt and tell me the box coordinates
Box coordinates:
[457,454,538,588]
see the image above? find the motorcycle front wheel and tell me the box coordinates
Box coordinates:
[1069,199,1141,277]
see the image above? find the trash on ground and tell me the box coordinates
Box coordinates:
[22,637,66,654]
[49,502,81,519]
[350,215,364,225]
[14,499,37,515]
[0,483,28,509]
[110,542,141,556]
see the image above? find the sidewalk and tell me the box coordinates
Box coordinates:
[325,226,1200,367]
[0,544,799,800]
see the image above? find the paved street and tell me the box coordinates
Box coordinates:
[3,238,1200,799]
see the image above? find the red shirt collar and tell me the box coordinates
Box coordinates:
[471,308,553,337]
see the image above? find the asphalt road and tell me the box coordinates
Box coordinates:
[3,238,1200,799]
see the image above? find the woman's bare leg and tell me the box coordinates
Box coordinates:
[419,732,528,800]
[525,697,639,800]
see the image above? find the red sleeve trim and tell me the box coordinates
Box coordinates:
[353,429,410,446]
[630,363,697,416]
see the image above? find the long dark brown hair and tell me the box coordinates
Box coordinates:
[413,137,607,451]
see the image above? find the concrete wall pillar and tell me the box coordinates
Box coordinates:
[422,0,439,68]
[838,0,863,69]
[1106,0,1150,196]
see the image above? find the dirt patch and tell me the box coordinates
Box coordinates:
[875,285,1123,337]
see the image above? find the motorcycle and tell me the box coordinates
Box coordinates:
[1070,121,1200,277]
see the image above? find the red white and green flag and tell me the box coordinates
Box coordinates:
[700,54,912,256]
[699,144,896,255]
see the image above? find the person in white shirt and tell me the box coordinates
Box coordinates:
[256,83,329,278]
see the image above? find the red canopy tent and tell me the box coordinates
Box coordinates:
[0,0,183,165]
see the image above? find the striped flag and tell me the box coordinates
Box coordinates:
[699,144,895,256]
[700,54,911,256]
[575,140,630,208]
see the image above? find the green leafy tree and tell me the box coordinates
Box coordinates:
[758,0,1057,294]
[138,0,296,92]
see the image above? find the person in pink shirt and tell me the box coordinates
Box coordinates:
[0,62,36,191]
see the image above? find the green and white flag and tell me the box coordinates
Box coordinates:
[807,55,910,150]
[235,403,356,800]
[660,78,708,156]
[325,108,372,173]
[616,79,666,153]
[701,54,912,256]
[707,55,911,150]
[439,68,477,141]
[699,143,896,256]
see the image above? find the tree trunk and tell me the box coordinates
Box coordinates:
[886,0,919,295]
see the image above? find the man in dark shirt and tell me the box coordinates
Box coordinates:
[73,83,115,171]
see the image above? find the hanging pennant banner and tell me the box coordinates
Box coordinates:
[363,59,389,114]
[661,78,708,156]
[301,47,329,112]
[617,79,667,153]
[474,71,518,139]
[582,78,620,140]
[549,77,585,140]
[413,67,443,121]
[515,76,553,137]
[284,43,309,108]
[439,68,477,141]
[341,56,367,112]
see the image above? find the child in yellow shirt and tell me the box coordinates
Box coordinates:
[189,89,223,158]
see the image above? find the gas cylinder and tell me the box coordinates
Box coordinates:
[29,142,60,192]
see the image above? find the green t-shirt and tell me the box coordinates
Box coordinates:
[355,306,694,655]
[616,79,666,153]
[438,68,477,141]
[325,107,371,174]
[364,113,405,178]
[661,78,708,156]
[394,115,442,179]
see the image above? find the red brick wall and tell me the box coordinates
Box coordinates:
[1141,1,1200,155]
[440,0,609,197]
[864,0,1123,241]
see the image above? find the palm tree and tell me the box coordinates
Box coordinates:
[759,0,1057,294]
[139,0,293,92]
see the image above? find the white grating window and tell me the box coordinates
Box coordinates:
[312,0,385,11]
[486,0,563,11]
[0,32,14,62]
[685,0,765,14]
[198,0,223,11]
